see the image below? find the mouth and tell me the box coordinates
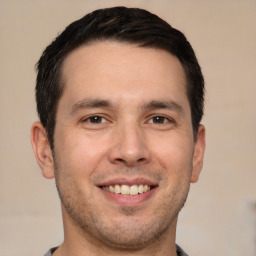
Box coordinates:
[100,184,155,196]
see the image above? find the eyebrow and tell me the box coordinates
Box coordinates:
[70,98,185,116]
[70,98,113,114]
[141,100,185,115]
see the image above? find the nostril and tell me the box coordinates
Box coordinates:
[116,158,125,163]
[113,157,147,166]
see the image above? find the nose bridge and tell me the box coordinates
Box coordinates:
[109,119,150,166]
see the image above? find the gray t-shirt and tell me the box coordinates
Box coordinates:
[44,244,189,256]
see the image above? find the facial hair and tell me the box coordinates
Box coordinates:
[53,158,191,251]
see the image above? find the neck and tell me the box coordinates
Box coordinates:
[54,241,178,256]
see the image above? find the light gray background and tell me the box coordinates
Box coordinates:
[0,1,255,255]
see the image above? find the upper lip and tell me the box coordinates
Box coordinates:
[96,177,158,187]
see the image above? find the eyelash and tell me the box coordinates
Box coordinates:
[147,115,173,124]
[82,115,108,124]
[81,115,174,125]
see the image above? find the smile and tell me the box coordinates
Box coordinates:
[101,184,152,196]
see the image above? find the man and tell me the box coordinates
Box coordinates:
[31,6,205,256]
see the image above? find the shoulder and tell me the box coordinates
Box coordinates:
[44,247,58,256]
[176,244,189,256]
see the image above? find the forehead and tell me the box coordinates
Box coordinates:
[60,41,188,109]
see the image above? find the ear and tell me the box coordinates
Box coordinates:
[31,121,55,179]
[191,125,206,183]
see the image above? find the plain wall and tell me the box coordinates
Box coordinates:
[0,1,255,255]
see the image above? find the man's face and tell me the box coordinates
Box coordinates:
[51,41,204,249]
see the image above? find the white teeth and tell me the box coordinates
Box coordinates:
[102,184,152,196]
[143,185,149,192]
[121,185,130,195]
[114,185,121,194]
[138,184,144,194]
[130,185,139,195]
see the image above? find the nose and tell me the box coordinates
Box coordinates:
[108,123,151,167]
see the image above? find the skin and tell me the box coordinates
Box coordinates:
[31,41,205,256]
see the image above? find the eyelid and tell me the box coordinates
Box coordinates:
[81,114,109,124]
[146,115,174,124]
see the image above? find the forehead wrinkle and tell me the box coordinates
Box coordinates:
[140,100,185,116]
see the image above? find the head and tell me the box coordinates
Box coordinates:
[36,6,204,150]
[32,7,206,253]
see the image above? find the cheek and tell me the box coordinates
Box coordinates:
[149,133,194,194]
[54,129,109,177]
[150,133,194,171]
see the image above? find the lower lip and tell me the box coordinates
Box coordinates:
[99,187,157,206]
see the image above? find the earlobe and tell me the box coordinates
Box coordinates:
[31,122,55,179]
[191,125,206,183]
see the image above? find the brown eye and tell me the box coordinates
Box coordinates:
[83,116,107,124]
[151,116,169,124]
[90,116,102,123]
